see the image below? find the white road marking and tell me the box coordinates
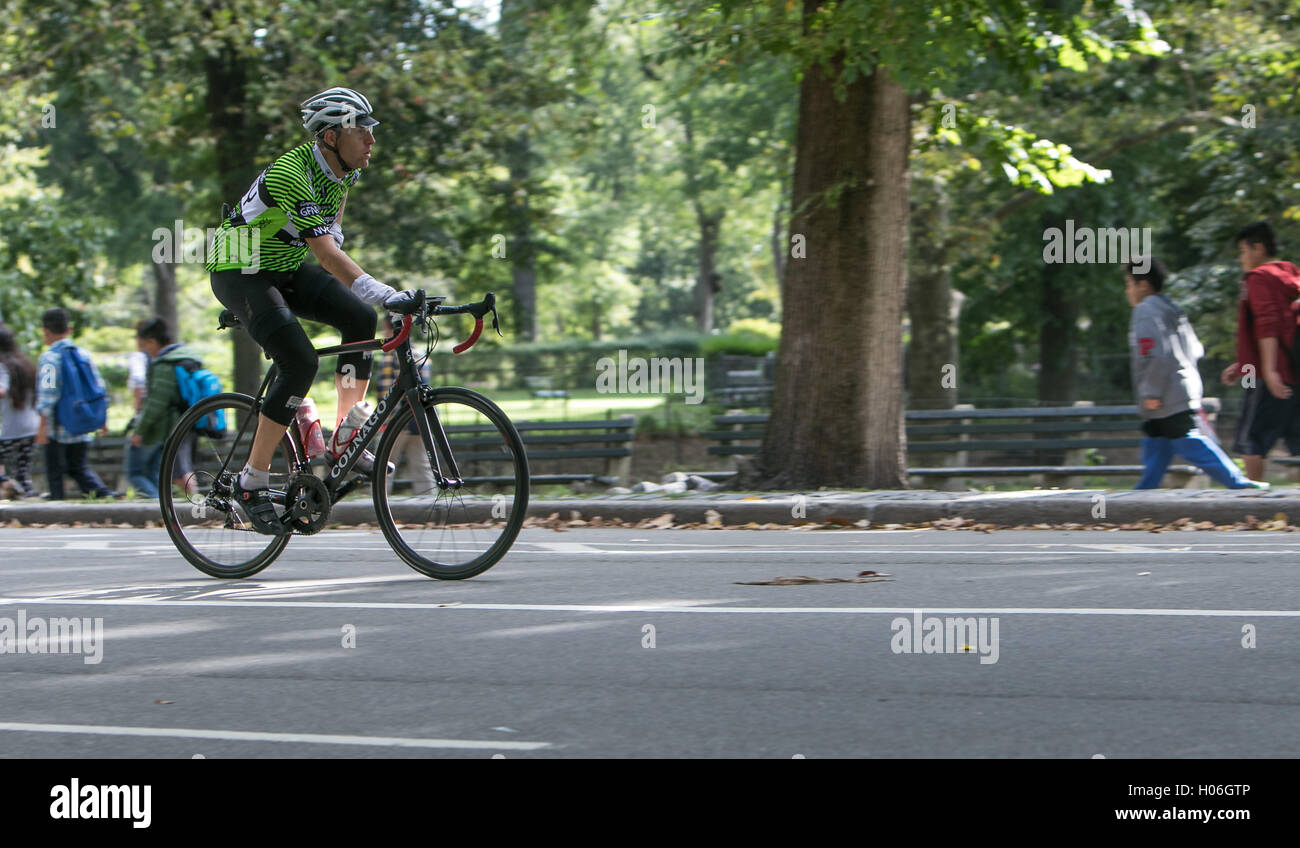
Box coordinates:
[0,721,550,750]
[530,542,608,553]
[476,621,613,638]
[1,596,1297,617]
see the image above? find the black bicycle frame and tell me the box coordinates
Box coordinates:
[249,329,463,500]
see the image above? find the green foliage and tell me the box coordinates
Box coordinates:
[0,192,108,351]
[700,317,780,355]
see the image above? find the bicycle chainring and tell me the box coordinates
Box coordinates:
[283,473,332,535]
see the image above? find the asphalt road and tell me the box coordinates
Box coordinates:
[1,526,1298,758]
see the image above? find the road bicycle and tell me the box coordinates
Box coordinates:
[158,290,529,580]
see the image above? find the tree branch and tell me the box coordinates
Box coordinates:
[988,111,1239,223]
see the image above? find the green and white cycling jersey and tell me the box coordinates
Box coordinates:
[205,142,358,274]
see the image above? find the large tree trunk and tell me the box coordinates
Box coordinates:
[906,179,958,410]
[753,39,911,489]
[150,259,179,340]
[205,48,263,398]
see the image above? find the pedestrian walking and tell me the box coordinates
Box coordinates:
[1125,261,1263,489]
[131,317,208,496]
[122,344,160,497]
[0,323,39,498]
[34,307,116,500]
[1220,220,1300,481]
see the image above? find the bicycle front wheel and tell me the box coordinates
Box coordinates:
[159,392,296,579]
[373,387,529,579]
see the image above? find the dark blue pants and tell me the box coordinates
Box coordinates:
[125,441,162,498]
[44,440,112,500]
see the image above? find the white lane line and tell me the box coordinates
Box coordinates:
[530,542,608,553]
[0,721,550,751]
[0,597,1297,617]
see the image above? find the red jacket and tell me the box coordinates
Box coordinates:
[1236,260,1300,384]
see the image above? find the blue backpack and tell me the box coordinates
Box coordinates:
[55,345,108,436]
[173,359,225,435]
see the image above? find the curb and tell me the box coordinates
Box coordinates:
[3,489,1300,528]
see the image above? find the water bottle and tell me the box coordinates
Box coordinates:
[335,401,374,450]
[295,397,326,459]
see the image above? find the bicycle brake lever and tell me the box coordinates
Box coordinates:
[490,307,503,338]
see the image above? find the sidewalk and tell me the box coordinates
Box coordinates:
[4,488,1300,528]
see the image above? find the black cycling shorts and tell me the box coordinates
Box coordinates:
[211,265,376,426]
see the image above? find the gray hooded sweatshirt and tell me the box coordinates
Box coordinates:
[1129,293,1203,421]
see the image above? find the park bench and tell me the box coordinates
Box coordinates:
[707,354,774,409]
[704,402,1223,489]
[522,375,571,418]
[22,416,637,496]
[386,415,638,490]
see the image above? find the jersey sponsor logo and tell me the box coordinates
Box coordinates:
[296,201,323,218]
[1139,338,1155,355]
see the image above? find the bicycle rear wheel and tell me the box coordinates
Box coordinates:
[159,393,296,578]
[372,387,529,579]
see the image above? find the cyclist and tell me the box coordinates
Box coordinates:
[205,86,417,534]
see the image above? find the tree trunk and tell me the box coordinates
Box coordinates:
[754,39,911,489]
[770,196,786,290]
[506,133,539,343]
[150,259,179,340]
[500,0,538,343]
[906,179,958,410]
[680,107,720,334]
[1037,258,1078,404]
[694,211,721,332]
[205,48,263,398]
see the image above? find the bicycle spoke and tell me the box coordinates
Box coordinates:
[159,394,294,578]
[373,387,528,579]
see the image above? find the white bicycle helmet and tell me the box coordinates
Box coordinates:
[300,87,379,135]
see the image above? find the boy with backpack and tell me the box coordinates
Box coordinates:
[131,317,220,496]
[34,307,117,500]
[1126,261,1263,489]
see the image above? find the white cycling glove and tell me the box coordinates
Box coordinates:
[351,274,396,306]
[329,218,345,249]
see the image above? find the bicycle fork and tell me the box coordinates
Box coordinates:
[407,386,464,490]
